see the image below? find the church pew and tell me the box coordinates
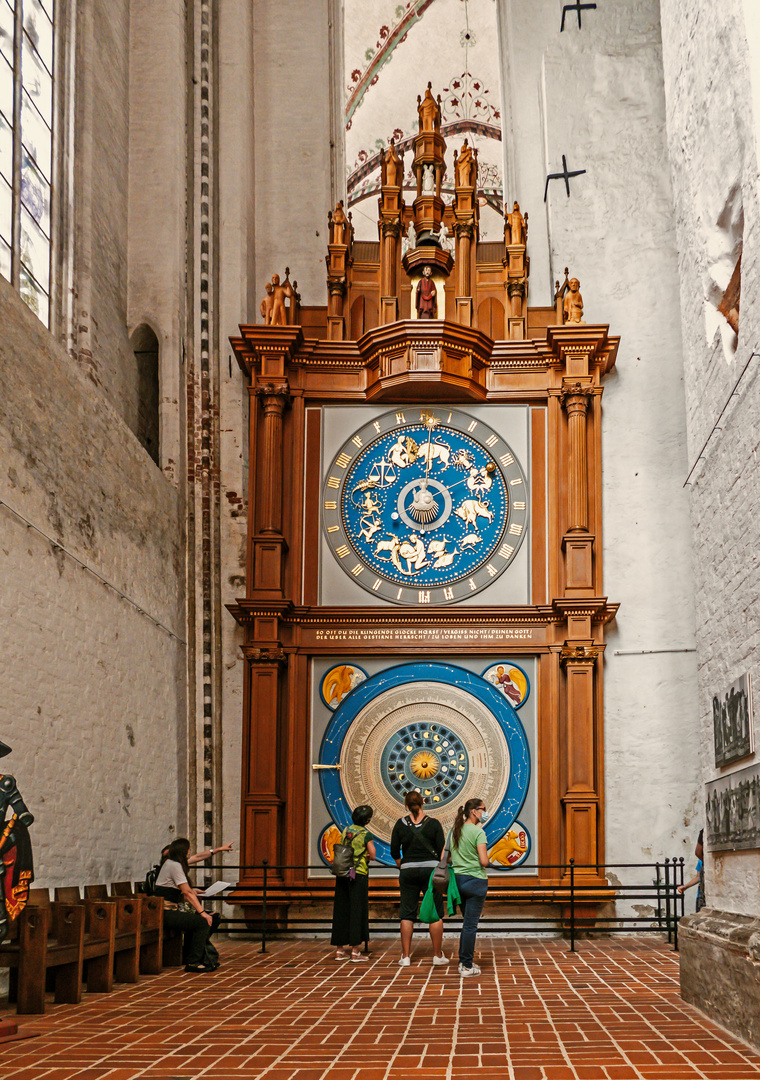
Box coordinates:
[63,886,140,984]
[0,902,85,1014]
[49,888,117,993]
[108,883,164,975]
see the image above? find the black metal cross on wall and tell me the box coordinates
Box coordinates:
[561,1,597,31]
[544,155,587,201]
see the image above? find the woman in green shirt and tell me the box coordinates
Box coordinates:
[450,797,489,977]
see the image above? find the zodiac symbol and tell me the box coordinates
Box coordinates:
[450,448,476,472]
[427,538,458,569]
[417,438,451,470]
[374,533,429,576]
[386,435,419,469]
[466,465,493,495]
[454,498,494,528]
[367,459,398,486]
[459,533,482,549]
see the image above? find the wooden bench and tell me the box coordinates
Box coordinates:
[134,881,184,967]
[40,888,116,994]
[0,901,85,1014]
[109,884,164,975]
[58,886,140,985]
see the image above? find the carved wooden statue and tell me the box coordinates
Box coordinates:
[506,201,526,245]
[381,139,403,187]
[260,272,295,327]
[455,140,476,188]
[415,265,438,319]
[330,201,349,246]
[564,277,585,324]
[260,281,274,324]
[417,82,441,133]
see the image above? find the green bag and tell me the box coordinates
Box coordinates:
[418,872,441,923]
[446,868,461,917]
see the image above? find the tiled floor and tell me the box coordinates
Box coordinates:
[2,936,759,1080]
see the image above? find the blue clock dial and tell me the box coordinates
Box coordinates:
[322,408,529,605]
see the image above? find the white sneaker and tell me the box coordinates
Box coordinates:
[432,954,449,966]
[458,962,481,977]
[398,955,411,967]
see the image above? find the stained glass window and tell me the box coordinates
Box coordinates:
[0,0,54,326]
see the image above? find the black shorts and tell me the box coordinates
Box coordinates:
[398,864,443,922]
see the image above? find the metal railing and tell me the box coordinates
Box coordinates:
[199,857,687,954]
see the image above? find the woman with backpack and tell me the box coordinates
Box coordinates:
[331,805,375,962]
[390,791,448,967]
[154,837,221,973]
[449,797,490,977]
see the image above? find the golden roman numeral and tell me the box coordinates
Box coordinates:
[486,563,498,577]
[499,543,515,559]
[351,564,363,576]
[510,477,523,486]
[372,578,382,591]
[509,523,523,536]
[336,452,351,469]
[327,476,340,488]
[396,412,406,424]
[351,435,363,448]
[513,501,526,510]
[486,434,498,447]
[324,500,337,510]
[336,545,350,559]
[327,525,339,533]
[467,420,478,432]
[500,452,514,467]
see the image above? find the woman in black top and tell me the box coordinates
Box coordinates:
[390,791,448,967]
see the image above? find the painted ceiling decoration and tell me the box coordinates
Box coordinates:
[345,0,505,239]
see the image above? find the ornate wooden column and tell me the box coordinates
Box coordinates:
[559,641,603,877]
[560,380,596,595]
[380,220,400,323]
[251,382,291,596]
[454,222,474,325]
[240,645,288,881]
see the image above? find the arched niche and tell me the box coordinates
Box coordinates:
[130,323,160,465]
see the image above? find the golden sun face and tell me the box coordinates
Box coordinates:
[410,750,440,779]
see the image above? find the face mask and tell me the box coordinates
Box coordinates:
[479,811,489,822]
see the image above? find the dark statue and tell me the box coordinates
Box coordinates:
[0,740,34,942]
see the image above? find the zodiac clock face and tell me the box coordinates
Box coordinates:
[322,408,528,605]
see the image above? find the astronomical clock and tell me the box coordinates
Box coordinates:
[229,84,619,915]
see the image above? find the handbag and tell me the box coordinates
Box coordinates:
[432,831,452,894]
[418,874,441,923]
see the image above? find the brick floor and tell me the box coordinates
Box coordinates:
[1,937,759,1079]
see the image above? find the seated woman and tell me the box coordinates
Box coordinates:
[390,791,448,967]
[154,837,220,973]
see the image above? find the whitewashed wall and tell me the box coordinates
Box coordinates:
[0,282,185,886]
[660,0,760,916]
[502,0,699,901]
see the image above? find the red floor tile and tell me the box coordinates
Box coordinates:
[1,936,760,1080]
